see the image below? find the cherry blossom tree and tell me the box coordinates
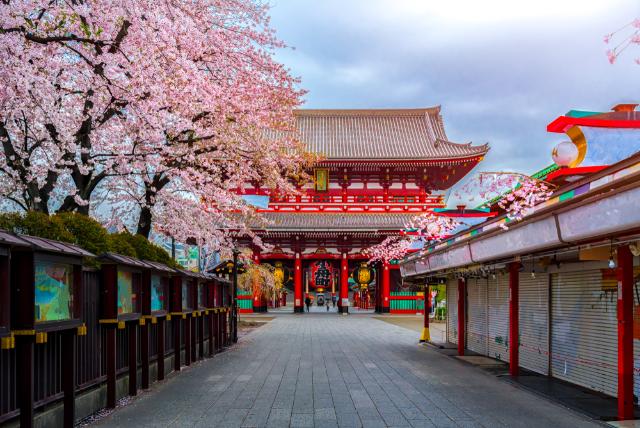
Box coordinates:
[1,0,312,251]
[455,172,554,230]
[604,18,640,64]
[365,213,460,263]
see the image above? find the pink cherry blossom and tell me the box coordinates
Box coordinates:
[0,0,312,254]
[364,213,460,263]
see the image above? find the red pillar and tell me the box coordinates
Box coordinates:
[618,245,634,420]
[381,261,390,313]
[457,278,465,356]
[294,253,303,313]
[509,262,520,377]
[339,254,349,313]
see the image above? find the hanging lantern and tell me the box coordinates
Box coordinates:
[353,262,374,287]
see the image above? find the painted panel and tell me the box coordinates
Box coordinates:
[117,270,134,315]
[34,261,74,322]
[151,274,164,312]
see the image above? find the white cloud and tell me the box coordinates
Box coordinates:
[270,0,640,176]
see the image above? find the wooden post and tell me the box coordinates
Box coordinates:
[509,262,519,377]
[157,318,165,381]
[294,254,303,313]
[173,317,181,372]
[128,322,137,396]
[106,327,117,408]
[457,278,465,356]
[618,245,634,420]
[208,310,215,356]
[232,250,239,343]
[190,314,197,362]
[184,315,191,366]
[16,335,34,428]
[198,313,205,359]
[140,321,149,389]
[223,309,229,346]
[62,331,76,427]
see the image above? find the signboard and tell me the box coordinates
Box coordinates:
[341,298,349,306]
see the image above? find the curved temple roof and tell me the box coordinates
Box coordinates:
[291,107,488,160]
[253,213,415,232]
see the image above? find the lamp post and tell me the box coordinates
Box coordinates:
[232,248,239,343]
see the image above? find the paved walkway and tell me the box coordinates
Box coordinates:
[95,314,601,427]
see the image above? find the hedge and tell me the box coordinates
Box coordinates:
[0,211,179,268]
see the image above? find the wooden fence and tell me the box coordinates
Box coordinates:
[0,270,233,427]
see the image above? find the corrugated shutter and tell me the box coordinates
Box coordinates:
[519,274,549,375]
[551,270,617,397]
[632,267,640,400]
[447,279,458,345]
[467,278,488,355]
[488,274,509,362]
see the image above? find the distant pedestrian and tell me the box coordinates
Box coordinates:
[304,296,311,312]
[332,295,337,307]
[326,299,330,311]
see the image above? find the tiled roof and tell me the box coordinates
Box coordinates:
[284,107,488,160]
[255,213,414,231]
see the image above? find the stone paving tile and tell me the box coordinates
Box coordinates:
[96,314,604,428]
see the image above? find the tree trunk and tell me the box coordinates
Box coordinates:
[136,205,153,238]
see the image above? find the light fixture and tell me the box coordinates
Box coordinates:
[608,240,616,269]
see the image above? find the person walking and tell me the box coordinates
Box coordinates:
[304,296,311,312]
[326,299,330,312]
[332,295,337,308]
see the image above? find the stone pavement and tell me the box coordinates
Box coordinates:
[95,313,602,427]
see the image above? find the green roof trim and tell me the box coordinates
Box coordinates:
[565,110,603,118]
[559,190,574,202]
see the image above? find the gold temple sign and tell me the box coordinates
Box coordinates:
[314,168,329,192]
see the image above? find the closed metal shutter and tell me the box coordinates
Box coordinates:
[551,270,617,397]
[488,274,509,362]
[519,274,549,375]
[447,279,458,345]
[467,278,488,355]
[633,267,640,400]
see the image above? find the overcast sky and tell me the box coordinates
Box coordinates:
[269,0,640,175]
